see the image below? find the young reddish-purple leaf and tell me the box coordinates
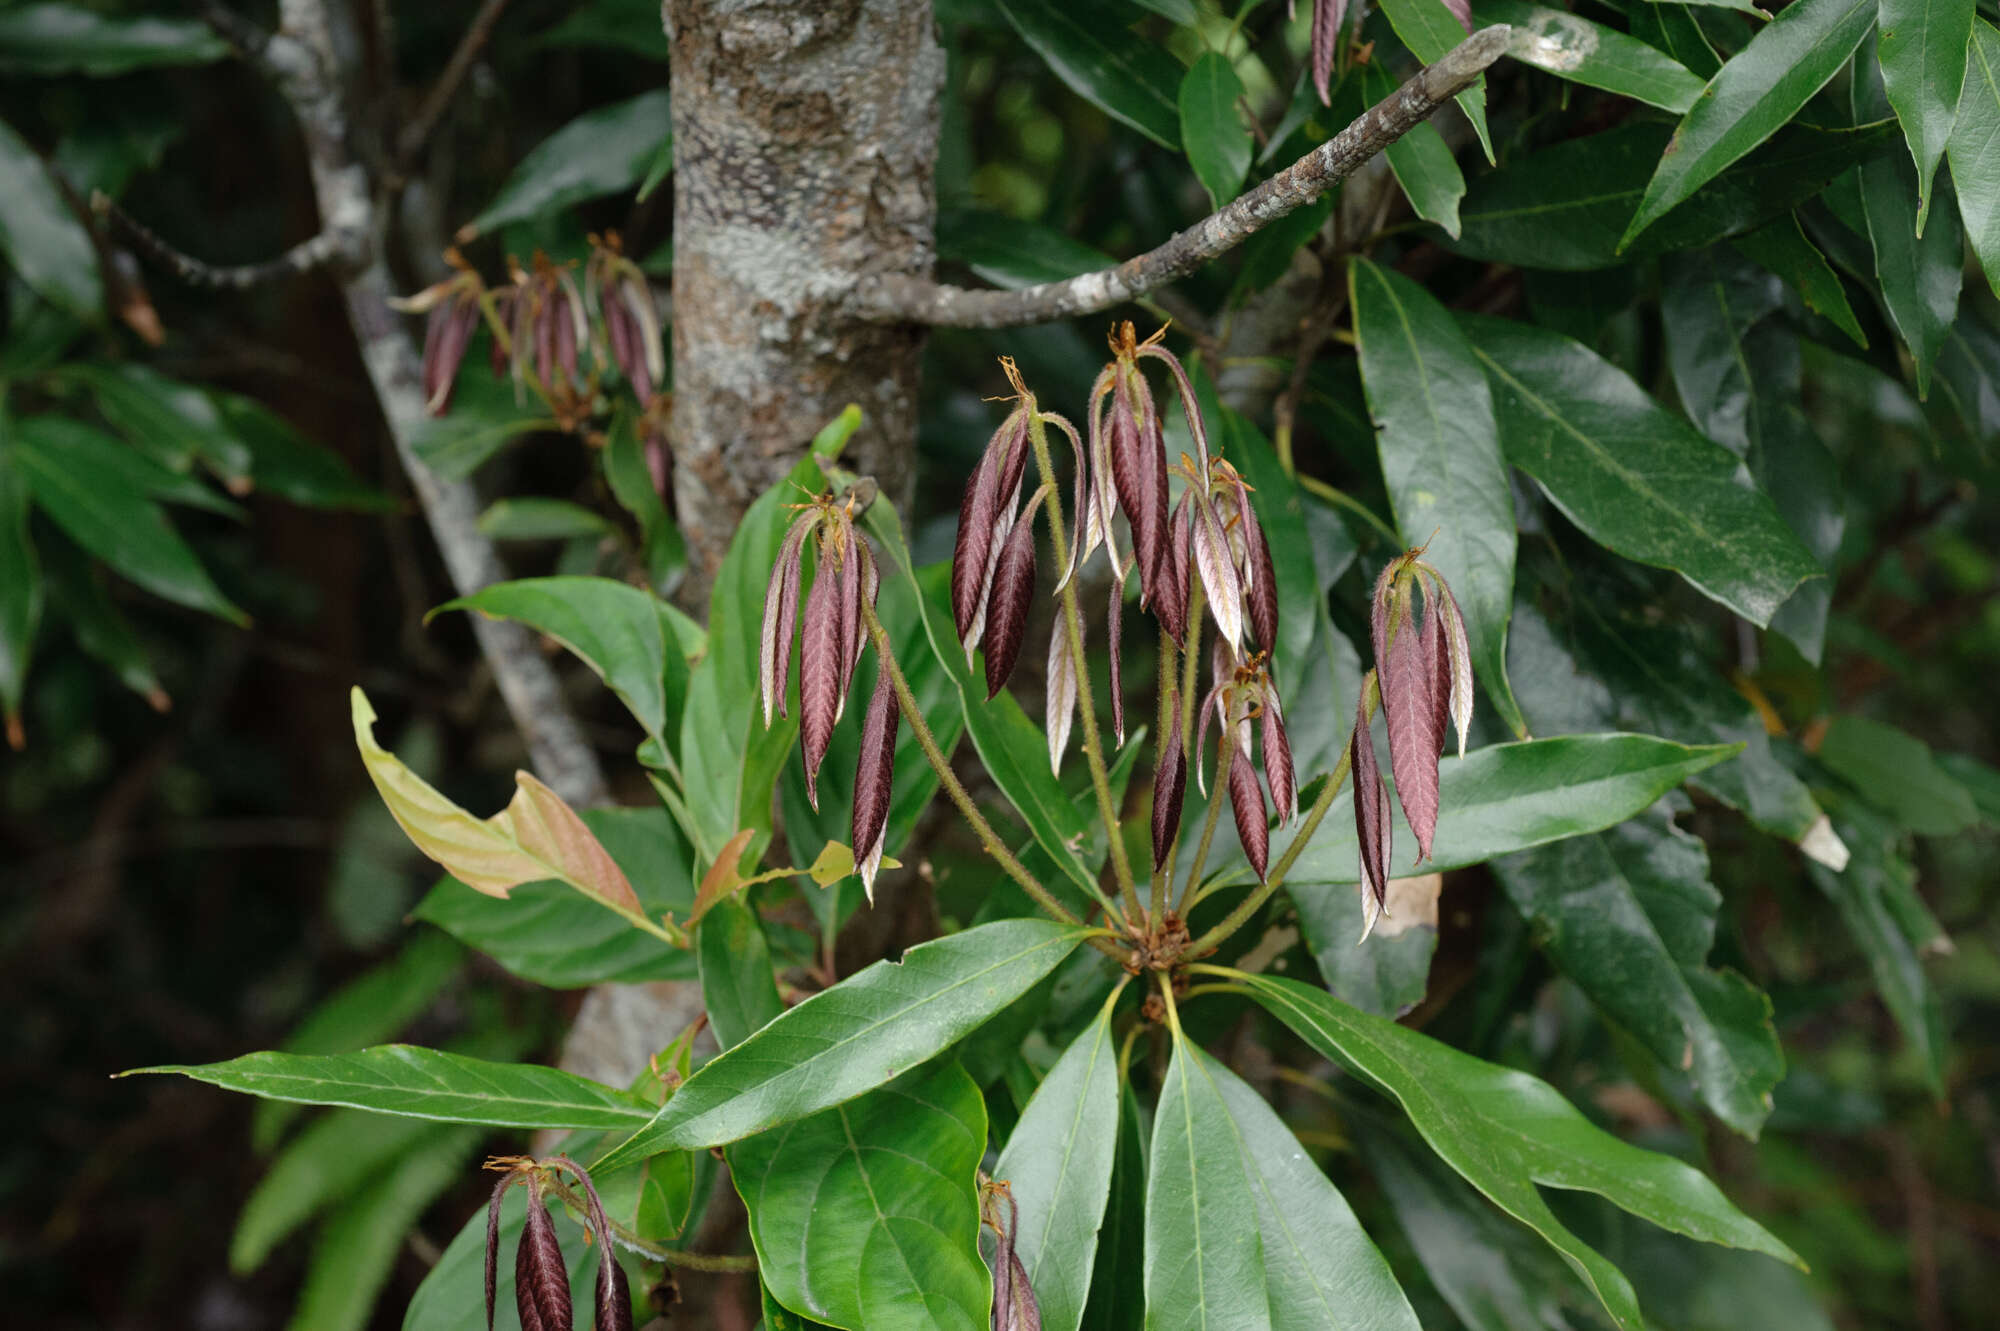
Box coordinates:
[1229,741,1270,881]
[1261,684,1297,825]
[1107,574,1126,747]
[485,1172,515,1331]
[1311,0,1346,105]
[1193,678,1229,798]
[1369,560,1398,675]
[1046,617,1078,774]
[1352,706,1393,941]
[1152,712,1188,870]
[834,536,863,719]
[995,1248,1042,1331]
[1244,503,1279,655]
[994,410,1032,518]
[1136,342,1213,474]
[1441,0,1473,33]
[1430,572,1475,759]
[798,550,842,809]
[1108,387,1155,585]
[952,443,1002,641]
[760,520,811,726]
[1159,492,1193,645]
[1422,592,1451,754]
[1191,494,1245,650]
[983,487,1044,699]
[490,290,516,379]
[560,1158,635,1331]
[1382,597,1442,862]
[422,298,479,416]
[1137,399,1171,605]
[852,666,898,901]
[516,1181,573,1331]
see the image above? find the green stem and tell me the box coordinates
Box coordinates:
[1184,671,1379,958]
[1159,581,1206,900]
[1177,720,1235,916]
[1296,473,1402,548]
[1149,622,1177,923]
[1028,408,1140,925]
[861,598,1126,952]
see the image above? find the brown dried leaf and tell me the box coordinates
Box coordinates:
[852,666,899,902]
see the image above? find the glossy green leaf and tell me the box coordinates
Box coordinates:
[1494,804,1783,1137]
[1204,1051,1422,1330]
[14,418,247,624]
[1878,0,1974,233]
[1270,733,1739,888]
[1857,35,1965,397]
[1817,715,1977,837]
[1730,213,1868,349]
[1950,21,2000,297]
[1477,0,1705,113]
[436,577,670,748]
[1132,0,1199,22]
[1451,121,1895,271]
[232,1109,439,1272]
[1145,1027,1271,1331]
[1741,324,1843,663]
[1807,807,1948,1095]
[0,4,225,74]
[284,1124,481,1331]
[1081,1084,1148,1331]
[0,117,101,316]
[57,361,249,483]
[937,209,1117,288]
[1292,885,1437,1017]
[1620,0,1875,248]
[212,394,391,511]
[997,0,1182,148]
[1181,52,1252,209]
[0,447,38,729]
[1360,61,1465,236]
[602,405,683,590]
[476,497,614,542]
[1238,974,1801,1331]
[697,894,784,1050]
[596,919,1091,1164]
[993,992,1120,1331]
[466,90,672,236]
[1379,0,1494,160]
[406,370,555,479]
[402,1173,598,1331]
[1351,258,1522,734]
[733,1059,989,1331]
[1661,246,1785,457]
[14,412,237,517]
[1629,2,1724,79]
[861,494,1107,900]
[130,1045,653,1129]
[1463,313,1821,626]
[414,805,695,988]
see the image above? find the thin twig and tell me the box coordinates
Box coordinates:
[92,192,341,289]
[396,0,510,167]
[857,27,1512,328]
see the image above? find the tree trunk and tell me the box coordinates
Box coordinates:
[666,0,942,591]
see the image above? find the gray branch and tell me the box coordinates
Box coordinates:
[858,25,1512,330]
[93,191,342,289]
[204,0,609,807]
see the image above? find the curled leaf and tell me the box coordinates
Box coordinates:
[1158,491,1193,645]
[1431,572,1475,759]
[1381,594,1443,862]
[1311,0,1346,105]
[852,665,899,902]
[952,440,1002,640]
[1352,700,1392,941]
[485,1172,515,1331]
[1243,501,1278,655]
[1229,741,1270,881]
[560,1157,636,1331]
[759,519,811,726]
[1191,492,1246,650]
[1152,711,1188,871]
[983,485,1047,699]
[1046,615,1078,775]
[1260,684,1297,826]
[798,544,842,809]
[516,1178,573,1331]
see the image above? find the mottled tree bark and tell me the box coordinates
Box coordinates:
[666,0,943,592]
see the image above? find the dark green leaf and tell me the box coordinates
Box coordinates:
[1807,807,1948,1095]
[1817,715,1977,837]
[13,411,238,517]
[1878,0,1974,233]
[476,497,614,542]
[1270,733,1740,888]
[1661,246,1785,457]
[1740,325,1842,663]
[0,446,38,728]
[14,417,247,624]
[1361,61,1465,236]
[1293,884,1437,1017]
[937,209,1117,288]
[1620,0,1875,248]
[1180,52,1251,209]
[1937,749,2000,824]
[414,806,695,989]
[57,361,249,484]
[0,4,226,74]
[602,406,683,590]
[283,1124,482,1331]
[997,0,1183,148]
[406,369,555,478]
[1729,214,1868,349]
[1628,2,1723,80]
[466,90,673,236]
[993,992,1120,1331]
[212,394,392,511]
[1131,0,1199,22]
[0,118,99,316]
[130,1046,653,1129]
[1857,35,1965,397]
[1351,258,1523,734]
[1239,974,1801,1331]
[530,2,672,60]
[1081,1084,1148,1331]
[697,894,784,1050]
[732,1060,989,1331]
[1462,313,1822,626]
[1205,1051,1422,1330]
[1379,0,1494,160]
[1493,804,1783,1137]
[596,919,1091,1163]
[1450,121,1896,271]
[1145,1028,1270,1331]
[232,1109,441,1272]
[1476,0,1706,113]
[1949,20,2000,298]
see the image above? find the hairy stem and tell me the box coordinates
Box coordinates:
[1027,409,1140,923]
